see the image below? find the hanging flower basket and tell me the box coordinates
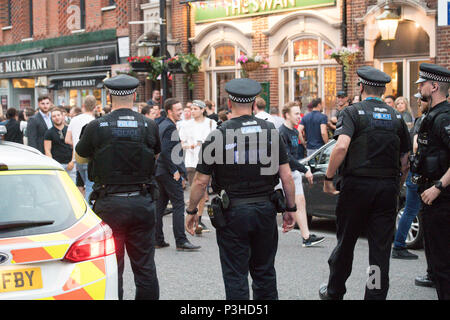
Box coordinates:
[127,56,163,81]
[236,54,269,78]
[325,45,360,84]
[167,61,184,74]
[165,53,202,90]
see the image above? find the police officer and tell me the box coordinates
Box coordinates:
[75,74,161,300]
[412,63,450,300]
[185,78,297,300]
[320,66,411,300]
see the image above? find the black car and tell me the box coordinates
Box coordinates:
[299,140,424,249]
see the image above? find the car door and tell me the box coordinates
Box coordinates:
[306,142,338,217]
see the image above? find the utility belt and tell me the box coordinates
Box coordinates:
[89,182,159,205]
[207,189,286,229]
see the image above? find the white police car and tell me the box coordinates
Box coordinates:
[0,125,118,300]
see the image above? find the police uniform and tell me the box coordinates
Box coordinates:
[76,74,161,300]
[322,67,412,300]
[195,78,290,300]
[413,63,450,300]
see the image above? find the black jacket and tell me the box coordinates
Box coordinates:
[27,112,51,153]
[4,118,23,144]
[155,117,186,177]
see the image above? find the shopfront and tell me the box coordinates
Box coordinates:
[0,41,118,110]
[191,0,341,113]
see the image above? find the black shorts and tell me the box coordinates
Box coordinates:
[76,170,84,187]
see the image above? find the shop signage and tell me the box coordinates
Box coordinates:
[437,0,450,26]
[194,0,335,23]
[61,78,98,88]
[0,54,54,75]
[57,45,117,70]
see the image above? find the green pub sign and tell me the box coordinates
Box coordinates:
[194,0,336,23]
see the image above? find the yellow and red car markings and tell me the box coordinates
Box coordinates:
[63,258,106,291]
[38,279,107,300]
[3,213,101,264]
[10,244,70,264]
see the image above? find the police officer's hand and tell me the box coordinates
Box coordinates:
[282,212,295,233]
[185,213,199,236]
[305,169,313,184]
[323,180,339,195]
[421,186,441,205]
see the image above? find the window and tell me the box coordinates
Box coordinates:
[281,37,337,115]
[205,44,246,110]
[7,0,12,26]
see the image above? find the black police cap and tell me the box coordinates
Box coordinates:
[225,78,262,103]
[357,66,391,87]
[416,63,450,84]
[104,74,139,96]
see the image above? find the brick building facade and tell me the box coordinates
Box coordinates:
[0,0,131,112]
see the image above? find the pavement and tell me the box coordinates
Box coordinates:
[122,211,437,300]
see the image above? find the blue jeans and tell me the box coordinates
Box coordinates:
[393,172,421,249]
[76,162,94,203]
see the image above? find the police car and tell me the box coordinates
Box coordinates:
[301,140,423,249]
[0,125,118,300]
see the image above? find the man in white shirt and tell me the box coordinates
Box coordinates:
[269,107,285,129]
[253,97,275,124]
[182,100,216,233]
[65,95,96,201]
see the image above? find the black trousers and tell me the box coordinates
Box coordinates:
[216,201,278,300]
[421,197,450,300]
[94,194,159,300]
[155,174,187,246]
[327,176,399,300]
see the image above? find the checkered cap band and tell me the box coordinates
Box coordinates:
[108,88,137,96]
[359,78,386,87]
[419,71,450,83]
[228,94,256,103]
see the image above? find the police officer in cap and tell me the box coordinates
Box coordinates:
[319,66,411,300]
[185,78,297,300]
[76,74,161,300]
[412,63,450,300]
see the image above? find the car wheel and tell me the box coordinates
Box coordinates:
[395,208,424,250]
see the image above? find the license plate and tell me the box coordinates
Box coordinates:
[0,267,43,293]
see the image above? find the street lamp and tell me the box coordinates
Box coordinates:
[376,2,401,41]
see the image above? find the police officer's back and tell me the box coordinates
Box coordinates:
[412,63,450,300]
[320,66,411,300]
[75,74,161,300]
[185,78,297,300]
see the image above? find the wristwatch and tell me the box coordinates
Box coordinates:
[286,204,297,212]
[186,207,198,215]
[434,181,445,192]
[325,175,334,181]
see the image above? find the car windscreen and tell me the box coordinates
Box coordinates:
[0,171,81,238]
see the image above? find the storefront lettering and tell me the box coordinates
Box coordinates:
[62,79,97,88]
[226,0,296,15]
[0,57,49,73]
[63,55,109,65]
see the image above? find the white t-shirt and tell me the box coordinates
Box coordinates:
[68,113,95,148]
[255,111,276,125]
[183,117,217,168]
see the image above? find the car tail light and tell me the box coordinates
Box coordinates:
[64,222,115,263]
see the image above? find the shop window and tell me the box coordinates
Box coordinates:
[293,39,318,62]
[205,44,245,109]
[12,78,35,88]
[215,45,236,67]
[0,80,9,88]
[282,37,337,113]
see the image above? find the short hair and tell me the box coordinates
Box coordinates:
[281,102,298,118]
[269,107,279,115]
[83,95,97,112]
[437,81,450,95]
[311,98,322,108]
[255,97,266,111]
[164,98,180,113]
[50,107,65,115]
[141,105,152,115]
[104,105,111,114]
[218,110,228,122]
[25,107,35,117]
[205,100,214,110]
[6,108,17,119]
[70,107,82,116]
[38,95,50,103]
[363,85,386,97]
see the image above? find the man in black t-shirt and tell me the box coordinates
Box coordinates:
[44,107,75,182]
